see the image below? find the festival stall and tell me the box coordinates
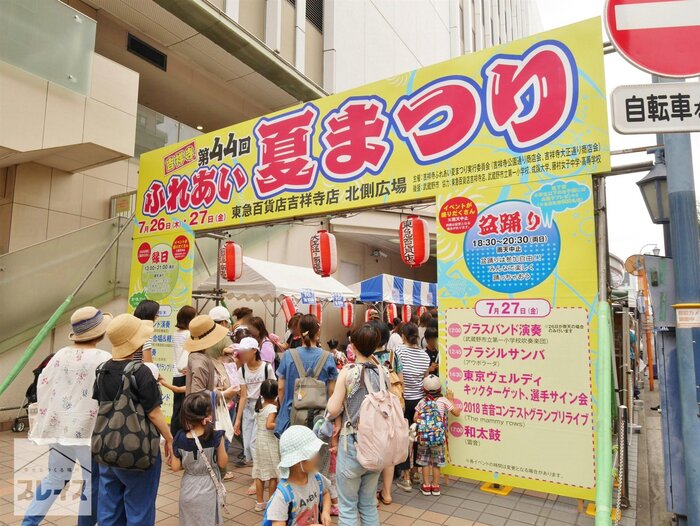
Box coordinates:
[194,256,354,332]
[350,274,437,321]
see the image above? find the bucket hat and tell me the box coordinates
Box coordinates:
[209,306,231,323]
[69,307,112,342]
[278,425,325,479]
[106,313,154,359]
[185,315,230,352]
[423,374,442,393]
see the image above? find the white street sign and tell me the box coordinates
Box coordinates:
[611,82,700,134]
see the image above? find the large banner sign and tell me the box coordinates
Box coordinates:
[134,19,608,234]
[438,175,599,499]
[131,18,608,500]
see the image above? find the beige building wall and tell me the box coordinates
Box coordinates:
[4,159,139,252]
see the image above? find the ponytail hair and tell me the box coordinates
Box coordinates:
[299,314,321,347]
[255,378,279,412]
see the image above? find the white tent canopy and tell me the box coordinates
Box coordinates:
[196,256,354,301]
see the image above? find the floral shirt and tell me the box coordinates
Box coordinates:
[30,346,111,445]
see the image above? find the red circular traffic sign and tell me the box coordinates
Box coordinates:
[605,0,700,78]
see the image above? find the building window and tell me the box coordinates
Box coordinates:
[286,0,324,32]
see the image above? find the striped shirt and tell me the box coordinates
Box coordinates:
[395,344,431,401]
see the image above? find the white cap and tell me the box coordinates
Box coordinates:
[209,306,231,323]
[238,336,259,351]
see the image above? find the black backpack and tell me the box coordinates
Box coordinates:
[92,361,160,470]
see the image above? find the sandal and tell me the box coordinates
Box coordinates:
[246,483,256,495]
[223,472,235,481]
[377,490,393,505]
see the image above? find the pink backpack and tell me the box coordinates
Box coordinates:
[354,365,409,471]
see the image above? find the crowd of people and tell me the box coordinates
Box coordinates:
[25,300,459,526]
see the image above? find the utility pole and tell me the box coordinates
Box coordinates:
[658,75,700,526]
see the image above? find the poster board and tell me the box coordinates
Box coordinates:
[130,18,609,499]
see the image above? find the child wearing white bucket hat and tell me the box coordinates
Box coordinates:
[262,425,331,526]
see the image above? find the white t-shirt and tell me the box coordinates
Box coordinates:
[30,346,111,445]
[387,332,403,352]
[238,361,275,400]
[172,329,189,378]
[266,474,330,525]
[395,345,431,401]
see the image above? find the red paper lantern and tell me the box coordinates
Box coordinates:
[386,303,398,322]
[219,241,242,282]
[417,306,428,317]
[399,215,430,268]
[340,302,354,328]
[308,303,323,323]
[402,305,412,323]
[310,230,337,277]
[281,296,296,323]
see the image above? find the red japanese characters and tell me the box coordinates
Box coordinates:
[143,40,579,217]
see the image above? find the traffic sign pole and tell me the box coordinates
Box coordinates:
[658,75,700,526]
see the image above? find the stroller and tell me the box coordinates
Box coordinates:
[11,354,53,432]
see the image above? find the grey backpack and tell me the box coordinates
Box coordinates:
[289,349,331,429]
[92,361,160,470]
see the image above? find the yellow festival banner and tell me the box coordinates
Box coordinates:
[134,18,608,235]
[130,18,608,499]
[128,231,194,416]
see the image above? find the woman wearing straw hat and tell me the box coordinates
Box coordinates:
[185,314,239,399]
[93,313,173,526]
[23,307,112,526]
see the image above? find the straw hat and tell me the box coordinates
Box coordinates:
[106,313,154,359]
[278,425,325,479]
[185,315,230,352]
[69,307,112,342]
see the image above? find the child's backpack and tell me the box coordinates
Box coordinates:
[262,473,324,526]
[289,349,331,429]
[354,364,409,472]
[416,397,446,447]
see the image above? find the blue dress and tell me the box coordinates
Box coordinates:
[274,346,338,436]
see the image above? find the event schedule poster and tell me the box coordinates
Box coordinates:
[438,174,598,499]
[128,231,194,417]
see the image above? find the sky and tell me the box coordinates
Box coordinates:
[532,0,700,262]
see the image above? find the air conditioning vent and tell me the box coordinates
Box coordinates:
[127,34,167,71]
[286,0,324,32]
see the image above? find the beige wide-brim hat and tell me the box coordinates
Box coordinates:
[107,313,154,359]
[185,315,230,352]
[69,307,113,342]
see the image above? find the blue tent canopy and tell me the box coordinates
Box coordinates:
[350,274,437,307]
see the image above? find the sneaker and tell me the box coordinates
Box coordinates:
[254,502,266,512]
[420,484,432,496]
[396,478,412,492]
[330,505,339,516]
[431,485,441,496]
